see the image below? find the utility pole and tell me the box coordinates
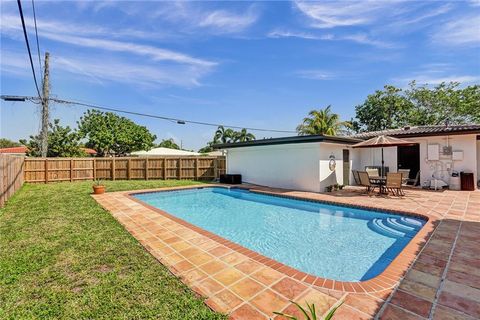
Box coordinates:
[40,52,49,157]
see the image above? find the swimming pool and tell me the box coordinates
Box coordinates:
[133,187,425,282]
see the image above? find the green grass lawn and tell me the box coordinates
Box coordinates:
[0,180,226,320]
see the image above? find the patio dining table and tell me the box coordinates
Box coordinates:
[369,176,387,194]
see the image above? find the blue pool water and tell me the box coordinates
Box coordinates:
[134,187,425,281]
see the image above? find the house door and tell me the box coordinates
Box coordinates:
[343,149,350,185]
[397,144,420,179]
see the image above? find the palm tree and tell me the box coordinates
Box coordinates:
[213,126,235,143]
[296,106,351,136]
[234,128,256,142]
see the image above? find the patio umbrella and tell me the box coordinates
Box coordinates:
[352,135,415,176]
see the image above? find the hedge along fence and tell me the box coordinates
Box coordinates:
[1,154,25,207]
[24,156,226,183]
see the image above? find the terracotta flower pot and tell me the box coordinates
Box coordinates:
[93,185,105,194]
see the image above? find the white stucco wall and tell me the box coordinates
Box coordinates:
[351,134,478,188]
[412,134,478,188]
[355,147,398,173]
[226,142,349,192]
[226,134,478,191]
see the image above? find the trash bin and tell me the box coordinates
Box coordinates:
[460,172,474,191]
[450,176,461,191]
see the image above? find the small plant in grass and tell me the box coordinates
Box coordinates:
[92,178,105,194]
[274,301,343,320]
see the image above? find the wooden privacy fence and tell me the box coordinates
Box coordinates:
[24,156,226,183]
[1,154,25,207]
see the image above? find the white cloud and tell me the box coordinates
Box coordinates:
[394,3,452,26]
[152,2,259,34]
[393,64,480,86]
[0,15,217,67]
[469,0,480,7]
[198,8,258,33]
[0,50,208,88]
[403,75,480,85]
[40,32,216,68]
[294,0,396,28]
[431,15,480,46]
[295,70,336,80]
[0,13,217,88]
[341,33,397,48]
[267,29,395,48]
[0,13,164,41]
[267,30,333,40]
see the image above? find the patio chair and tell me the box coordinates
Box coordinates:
[386,172,404,196]
[366,168,380,178]
[398,169,410,185]
[358,171,379,194]
[352,170,361,185]
[406,170,420,186]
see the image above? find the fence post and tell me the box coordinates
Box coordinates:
[127,158,131,180]
[70,159,73,182]
[145,158,149,180]
[44,159,48,183]
[112,158,116,181]
[195,158,199,181]
[93,158,96,180]
[178,158,182,179]
[23,156,220,183]
[163,158,166,180]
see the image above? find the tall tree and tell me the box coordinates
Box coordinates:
[233,128,256,142]
[352,82,480,132]
[157,138,180,149]
[20,119,85,157]
[352,86,414,132]
[0,138,21,148]
[296,106,351,136]
[406,81,480,125]
[77,110,156,156]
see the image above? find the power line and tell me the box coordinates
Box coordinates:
[16,0,42,98]
[1,95,295,133]
[51,98,296,133]
[31,0,42,78]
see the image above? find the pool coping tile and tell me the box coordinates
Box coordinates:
[92,183,479,319]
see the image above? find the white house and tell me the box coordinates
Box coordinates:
[217,135,360,192]
[131,147,200,156]
[216,125,480,192]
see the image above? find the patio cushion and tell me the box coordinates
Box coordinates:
[366,168,380,178]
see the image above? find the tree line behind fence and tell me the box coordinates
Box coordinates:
[1,154,25,207]
[23,156,226,183]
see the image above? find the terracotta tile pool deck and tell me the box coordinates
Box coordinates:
[92,185,480,320]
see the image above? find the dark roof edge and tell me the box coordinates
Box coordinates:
[356,129,480,139]
[213,135,362,149]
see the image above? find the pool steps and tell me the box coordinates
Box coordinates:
[369,217,423,238]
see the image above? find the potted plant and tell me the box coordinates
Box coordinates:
[92,179,105,194]
[325,185,333,192]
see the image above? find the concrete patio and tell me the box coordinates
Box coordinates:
[93,185,479,320]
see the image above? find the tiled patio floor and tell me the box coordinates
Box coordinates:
[93,185,480,320]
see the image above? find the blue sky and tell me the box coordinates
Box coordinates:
[1,0,479,150]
